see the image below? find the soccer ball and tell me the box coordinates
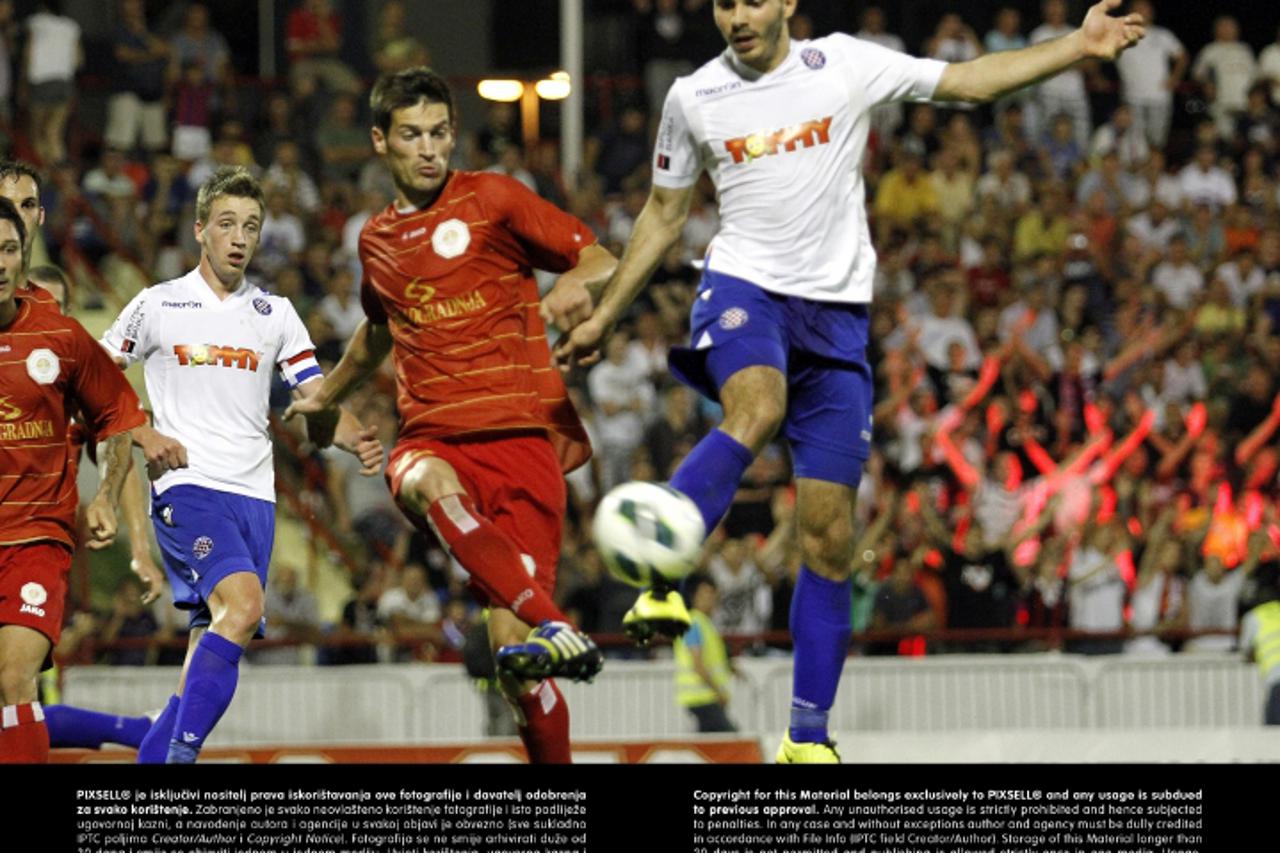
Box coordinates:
[593,481,705,588]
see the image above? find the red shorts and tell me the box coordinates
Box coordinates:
[0,542,71,645]
[387,432,566,603]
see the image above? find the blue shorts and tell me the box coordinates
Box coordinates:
[668,269,873,486]
[152,484,275,634]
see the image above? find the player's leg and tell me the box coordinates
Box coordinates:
[396,451,570,630]
[777,348,873,764]
[488,607,572,764]
[45,704,155,750]
[0,625,52,763]
[165,572,263,764]
[136,627,203,763]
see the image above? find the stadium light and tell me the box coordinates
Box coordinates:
[478,73,573,151]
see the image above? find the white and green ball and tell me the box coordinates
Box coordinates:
[593,481,706,588]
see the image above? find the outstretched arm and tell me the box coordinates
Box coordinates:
[935,0,1145,103]
[1236,393,1280,467]
[283,320,393,445]
[553,183,695,369]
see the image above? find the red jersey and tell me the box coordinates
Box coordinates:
[359,171,593,473]
[21,282,59,311]
[0,296,146,548]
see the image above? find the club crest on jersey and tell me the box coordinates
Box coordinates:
[725,116,833,164]
[719,307,749,330]
[26,348,59,385]
[252,297,273,316]
[801,48,826,69]
[193,536,214,560]
[432,218,470,259]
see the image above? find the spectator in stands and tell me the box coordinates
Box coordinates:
[975,148,1032,217]
[708,536,771,638]
[869,548,937,656]
[22,0,81,165]
[328,565,389,665]
[1066,519,1129,655]
[1014,183,1070,262]
[1040,112,1086,182]
[101,576,160,667]
[371,0,429,75]
[255,187,305,278]
[105,0,168,156]
[377,563,443,662]
[1192,15,1258,140]
[168,3,231,104]
[1090,104,1150,171]
[1126,198,1179,254]
[586,103,651,196]
[1114,0,1186,149]
[927,13,982,65]
[262,139,320,218]
[314,94,369,182]
[1030,0,1091,147]
[253,90,308,170]
[254,564,322,665]
[1127,510,1187,655]
[1178,145,1237,213]
[317,258,362,343]
[929,147,976,244]
[875,148,938,241]
[633,0,704,120]
[1075,150,1145,215]
[1261,24,1280,106]
[1152,235,1204,310]
[285,0,361,99]
[588,330,655,491]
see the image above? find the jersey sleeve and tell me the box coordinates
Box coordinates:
[70,320,146,440]
[835,33,946,107]
[358,229,390,325]
[652,82,703,189]
[274,298,323,389]
[486,174,596,273]
[100,287,152,366]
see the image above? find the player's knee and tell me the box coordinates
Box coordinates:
[212,592,264,644]
[400,459,462,516]
[796,515,855,579]
[721,395,785,452]
[0,659,39,704]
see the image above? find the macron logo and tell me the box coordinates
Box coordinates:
[161,301,203,309]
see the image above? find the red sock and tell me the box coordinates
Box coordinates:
[427,494,566,625]
[0,703,50,764]
[517,680,571,764]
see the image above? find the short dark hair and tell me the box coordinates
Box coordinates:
[195,166,265,223]
[0,197,28,248]
[0,159,43,195]
[28,265,71,311]
[370,66,455,133]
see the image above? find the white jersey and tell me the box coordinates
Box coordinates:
[102,268,321,502]
[653,35,944,303]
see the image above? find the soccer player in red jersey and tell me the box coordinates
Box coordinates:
[287,68,617,763]
[0,197,149,763]
[0,161,62,313]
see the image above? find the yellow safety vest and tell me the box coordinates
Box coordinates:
[674,611,731,708]
[1248,600,1280,681]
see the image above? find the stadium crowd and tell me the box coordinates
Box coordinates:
[8,0,1280,667]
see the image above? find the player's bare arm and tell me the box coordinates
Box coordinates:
[283,322,392,463]
[84,430,134,550]
[554,183,695,368]
[131,420,189,476]
[935,0,1145,103]
[540,243,619,332]
[122,458,165,604]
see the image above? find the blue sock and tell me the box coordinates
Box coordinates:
[45,705,154,750]
[788,565,852,744]
[136,695,180,763]
[167,632,243,764]
[669,429,755,536]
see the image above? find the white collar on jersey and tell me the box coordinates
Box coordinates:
[184,266,256,306]
[722,37,802,81]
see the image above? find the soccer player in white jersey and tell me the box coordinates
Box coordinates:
[101,167,382,763]
[558,0,1145,763]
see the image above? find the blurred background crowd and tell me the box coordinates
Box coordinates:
[7,0,1280,670]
